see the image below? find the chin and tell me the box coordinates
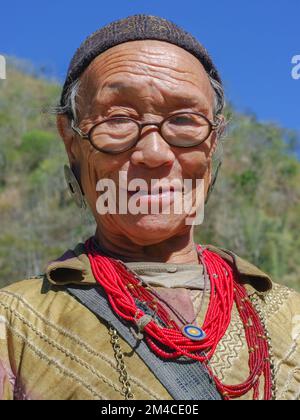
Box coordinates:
[120,213,186,245]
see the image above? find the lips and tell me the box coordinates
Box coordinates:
[127,188,172,195]
[128,189,174,197]
[127,184,182,195]
[125,186,181,209]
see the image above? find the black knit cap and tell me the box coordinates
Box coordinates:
[60,14,222,107]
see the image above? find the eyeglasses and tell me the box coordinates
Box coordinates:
[71,111,220,154]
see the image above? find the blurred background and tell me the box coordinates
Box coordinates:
[0,0,299,290]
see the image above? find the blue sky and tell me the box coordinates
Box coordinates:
[1,0,300,135]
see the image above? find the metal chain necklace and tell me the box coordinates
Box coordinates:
[109,326,134,400]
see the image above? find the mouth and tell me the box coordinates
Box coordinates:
[125,185,183,208]
[127,185,176,195]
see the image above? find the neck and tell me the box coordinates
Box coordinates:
[94,227,199,264]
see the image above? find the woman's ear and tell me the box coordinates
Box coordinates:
[216,114,226,139]
[209,113,226,157]
[208,131,218,159]
[56,114,77,165]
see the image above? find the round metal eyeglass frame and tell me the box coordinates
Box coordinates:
[71,111,221,154]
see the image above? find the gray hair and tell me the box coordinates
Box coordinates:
[52,79,81,122]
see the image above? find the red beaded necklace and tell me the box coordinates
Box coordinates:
[85,237,273,400]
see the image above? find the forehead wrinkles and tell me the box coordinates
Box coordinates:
[80,42,212,97]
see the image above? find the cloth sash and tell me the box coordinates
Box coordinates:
[66,285,222,400]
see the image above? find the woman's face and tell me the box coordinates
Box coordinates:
[58,40,218,246]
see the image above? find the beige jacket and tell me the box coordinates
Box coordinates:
[0,243,299,400]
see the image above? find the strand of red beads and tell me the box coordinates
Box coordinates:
[85,237,273,400]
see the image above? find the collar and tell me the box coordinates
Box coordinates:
[204,245,272,293]
[45,243,96,286]
[44,242,272,294]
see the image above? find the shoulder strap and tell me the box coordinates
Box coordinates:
[66,285,222,401]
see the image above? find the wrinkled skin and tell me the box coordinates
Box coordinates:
[57,40,220,263]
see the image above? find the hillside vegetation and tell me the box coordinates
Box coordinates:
[0,62,299,290]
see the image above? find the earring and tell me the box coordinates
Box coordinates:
[205,160,222,205]
[64,165,86,209]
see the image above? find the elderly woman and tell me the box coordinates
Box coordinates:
[0,15,299,401]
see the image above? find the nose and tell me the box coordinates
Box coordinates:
[130,126,175,168]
